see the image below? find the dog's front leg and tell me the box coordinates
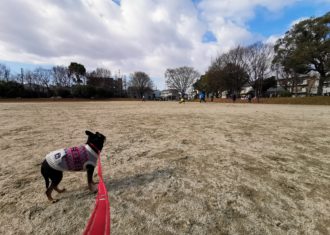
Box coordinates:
[86,165,98,192]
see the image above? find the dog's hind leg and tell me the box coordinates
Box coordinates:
[41,160,50,189]
[41,160,57,202]
[47,169,63,203]
[46,185,58,203]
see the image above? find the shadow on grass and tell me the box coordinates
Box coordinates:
[57,189,95,202]
[105,168,174,192]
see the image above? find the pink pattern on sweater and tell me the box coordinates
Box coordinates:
[64,146,89,171]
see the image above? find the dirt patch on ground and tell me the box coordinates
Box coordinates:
[0,101,329,234]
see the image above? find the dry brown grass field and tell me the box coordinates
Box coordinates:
[0,101,329,235]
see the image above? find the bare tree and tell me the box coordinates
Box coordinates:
[165,66,200,96]
[0,64,10,82]
[53,66,71,87]
[33,67,52,95]
[89,68,112,78]
[20,69,42,94]
[128,71,153,98]
[24,70,34,89]
[221,46,247,70]
[19,68,24,85]
[207,46,248,96]
[87,67,112,88]
[243,42,274,100]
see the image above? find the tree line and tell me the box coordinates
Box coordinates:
[162,12,329,99]
[0,62,127,98]
[0,12,329,99]
[194,43,275,100]
[194,12,330,99]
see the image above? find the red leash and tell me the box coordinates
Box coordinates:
[83,151,110,235]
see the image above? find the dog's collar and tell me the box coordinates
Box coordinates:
[86,143,99,157]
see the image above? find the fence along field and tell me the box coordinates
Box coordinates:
[0,101,329,234]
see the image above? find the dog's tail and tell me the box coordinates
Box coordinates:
[41,160,50,189]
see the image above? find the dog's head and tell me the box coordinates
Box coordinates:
[85,130,106,152]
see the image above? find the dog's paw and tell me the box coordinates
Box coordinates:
[89,184,98,193]
[51,199,59,203]
[91,187,98,193]
[60,188,66,193]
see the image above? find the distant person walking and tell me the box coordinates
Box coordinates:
[199,91,206,103]
[142,95,145,101]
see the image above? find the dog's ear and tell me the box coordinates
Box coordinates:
[85,130,94,136]
[95,131,106,140]
[96,131,104,137]
[96,131,105,137]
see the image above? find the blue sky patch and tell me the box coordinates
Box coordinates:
[0,60,53,74]
[248,3,330,37]
[112,0,120,6]
[191,0,202,6]
[202,31,217,43]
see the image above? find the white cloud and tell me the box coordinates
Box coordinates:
[265,35,280,45]
[289,17,309,28]
[0,0,324,89]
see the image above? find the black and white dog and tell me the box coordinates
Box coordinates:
[41,130,106,203]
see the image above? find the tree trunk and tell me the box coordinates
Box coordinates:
[317,74,326,95]
[256,79,262,103]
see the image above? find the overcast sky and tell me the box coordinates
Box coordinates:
[0,0,329,89]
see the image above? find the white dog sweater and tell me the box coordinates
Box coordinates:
[45,144,98,171]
